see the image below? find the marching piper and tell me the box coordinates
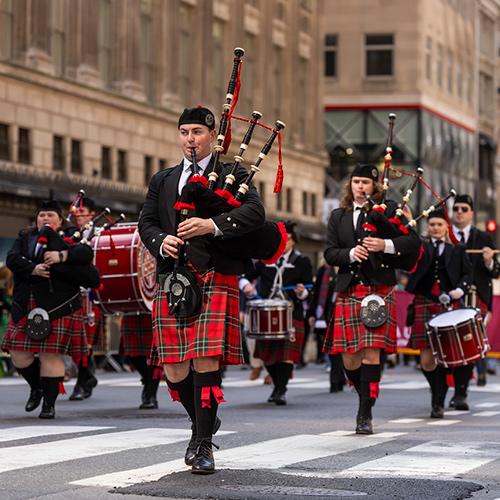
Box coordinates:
[406,209,472,417]
[139,106,265,474]
[1,200,99,418]
[323,164,419,434]
[451,194,499,389]
[242,222,313,405]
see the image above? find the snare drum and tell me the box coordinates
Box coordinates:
[245,299,294,340]
[426,308,490,367]
[92,223,157,314]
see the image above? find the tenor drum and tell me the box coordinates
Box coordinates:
[426,308,490,367]
[92,222,157,314]
[245,299,294,340]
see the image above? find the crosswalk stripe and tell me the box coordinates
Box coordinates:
[71,432,403,488]
[331,441,500,478]
[444,410,470,416]
[0,428,216,474]
[476,402,500,408]
[388,418,424,424]
[427,419,461,426]
[473,411,500,417]
[0,426,113,443]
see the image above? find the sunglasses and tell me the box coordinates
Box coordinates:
[453,206,470,213]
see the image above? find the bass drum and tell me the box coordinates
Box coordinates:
[92,222,157,314]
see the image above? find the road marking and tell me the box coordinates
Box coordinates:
[475,402,500,408]
[72,432,404,488]
[331,441,500,478]
[388,418,424,424]
[444,410,470,416]
[380,380,428,390]
[0,426,113,443]
[0,428,235,474]
[473,411,500,417]
[427,419,461,426]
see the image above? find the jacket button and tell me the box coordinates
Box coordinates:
[227,217,231,221]
[232,223,237,227]
[152,238,156,243]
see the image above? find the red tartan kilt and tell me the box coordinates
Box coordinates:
[475,297,489,318]
[152,269,243,365]
[2,309,89,366]
[83,305,105,350]
[323,285,397,354]
[120,314,153,357]
[253,319,305,364]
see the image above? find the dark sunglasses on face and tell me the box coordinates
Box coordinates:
[453,206,470,213]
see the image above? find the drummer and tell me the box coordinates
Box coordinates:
[451,194,499,388]
[242,222,313,405]
[406,209,472,418]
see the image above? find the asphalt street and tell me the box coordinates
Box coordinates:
[1,362,500,499]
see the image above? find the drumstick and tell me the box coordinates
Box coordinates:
[279,284,314,291]
[465,249,500,254]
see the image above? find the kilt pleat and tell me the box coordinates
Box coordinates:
[120,314,154,357]
[83,305,105,351]
[323,285,396,354]
[253,319,305,364]
[407,295,441,349]
[2,310,89,366]
[152,269,243,365]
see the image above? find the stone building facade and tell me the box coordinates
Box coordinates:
[0,0,326,263]
[321,0,499,232]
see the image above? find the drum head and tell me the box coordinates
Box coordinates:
[428,308,477,328]
[247,299,290,309]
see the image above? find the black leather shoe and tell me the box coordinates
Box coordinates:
[69,384,85,401]
[267,388,277,403]
[274,389,287,406]
[477,374,487,387]
[355,415,373,435]
[185,417,221,466]
[81,374,98,399]
[139,395,158,410]
[191,439,218,474]
[430,405,444,418]
[39,403,55,419]
[453,395,469,411]
[25,388,43,412]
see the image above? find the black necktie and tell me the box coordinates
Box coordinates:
[355,207,365,235]
[459,231,465,244]
[433,240,442,257]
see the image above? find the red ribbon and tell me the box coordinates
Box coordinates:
[201,386,226,408]
[173,201,195,211]
[168,388,181,402]
[446,373,455,388]
[431,280,440,296]
[409,243,424,273]
[58,382,66,395]
[37,236,48,245]
[362,223,377,233]
[372,206,385,213]
[262,222,288,264]
[369,381,380,399]
[214,189,242,207]
[188,175,208,187]
[152,367,163,381]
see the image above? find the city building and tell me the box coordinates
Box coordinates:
[321,0,499,233]
[0,0,326,263]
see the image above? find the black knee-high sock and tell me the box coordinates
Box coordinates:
[17,358,41,391]
[193,370,224,440]
[41,376,63,408]
[344,366,362,396]
[130,356,148,382]
[275,362,293,392]
[265,364,278,386]
[144,365,160,399]
[166,370,196,422]
[422,367,438,405]
[359,364,381,419]
[454,364,474,397]
[330,354,345,388]
[434,365,448,406]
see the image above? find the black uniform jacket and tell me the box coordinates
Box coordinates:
[324,200,420,293]
[245,250,313,320]
[307,265,337,323]
[7,228,100,322]
[463,227,500,308]
[406,239,472,298]
[139,158,265,276]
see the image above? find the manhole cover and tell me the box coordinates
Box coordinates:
[219,485,367,496]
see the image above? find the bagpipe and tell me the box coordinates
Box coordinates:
[174,47,287,264]
[358,113,460,272]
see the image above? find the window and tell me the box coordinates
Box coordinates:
[480,12,495,59]
[101,146,112,179]
[159,158,166,170]
[141,8,155,103]
[0,123,9,160]
[311,193,317,217]
[144,155,152,186]
[436,44,443,87]
[53,135,65,171]
[258,181,266,205]
[213,20,225,104]
[70,139,82,174]
[365,34,394,77]
[276,0,285,20]
[0,0,13,61]
[98,0,112,88]
[447,50,453,94]
[178,5,192,103]
[425,37,432,81]
[479,71,494,120]
[273,46,283,119]
[325,34,337,77]
[18,128,31,164]
[456,62,462,98]
[242,32,256,115]
[276,190,283,211]
[298,57,307,139]
[286,188,292,213]
[302,191,308,215]
[50,0,65,77]
[117,149,127,182]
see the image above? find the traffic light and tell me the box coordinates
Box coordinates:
[486,220,497,233]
